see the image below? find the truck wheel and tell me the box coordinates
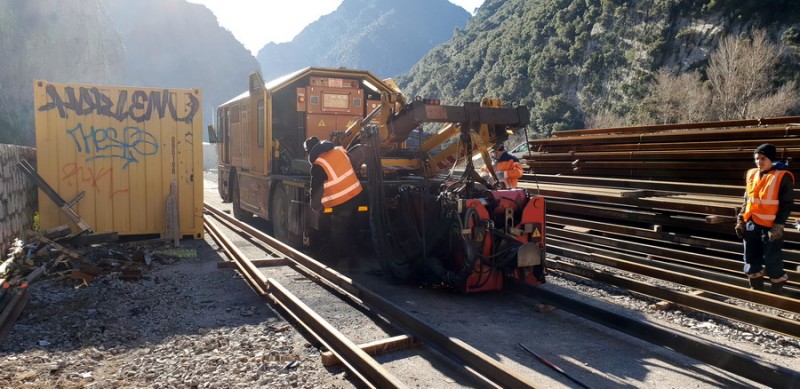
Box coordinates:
[271,185,301,246]
[231,174,254,222]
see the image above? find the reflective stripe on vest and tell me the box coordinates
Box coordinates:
[314,147,363,208]
[741,168,791,227]
[495,160,523,188]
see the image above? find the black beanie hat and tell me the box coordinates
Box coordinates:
[304,136,320,153]
[755,143,777,162]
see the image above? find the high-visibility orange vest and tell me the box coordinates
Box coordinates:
[495,160,523,188]
[741,168,794,227]
[313,147,362,208]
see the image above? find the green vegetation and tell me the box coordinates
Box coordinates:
[398,0,800,136]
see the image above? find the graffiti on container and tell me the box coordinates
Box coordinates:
[61,162,130,199]
[38,84,199,123]
[67,123,159,169]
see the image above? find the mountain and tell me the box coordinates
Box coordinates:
[2,0,468,145]
[0,0,125,146]
[3,0,799,146]
[397,0,800,135]
[104,0,260,135]
[256,0,470,80]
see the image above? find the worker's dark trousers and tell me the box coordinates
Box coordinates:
[331,199,358,258]
[742,220,784,279]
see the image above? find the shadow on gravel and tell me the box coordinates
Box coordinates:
[496,283,761,389]
[351,274,761,389]
[0,237,283,355]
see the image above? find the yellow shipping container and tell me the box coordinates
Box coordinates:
[33,80,203,239]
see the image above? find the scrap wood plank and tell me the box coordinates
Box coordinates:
[17,160,92,234]
[41,225,71,240]
[66,232,119,247]
[0,287,31,345]
[119,237,172,249]
[120,268,142,281]
[26,231,81,259]
[69,270,94,284]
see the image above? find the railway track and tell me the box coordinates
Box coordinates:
[516,174,800,338]
[202,197,799,388]
[203,202,539,388]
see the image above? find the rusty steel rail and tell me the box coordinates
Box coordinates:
[552,115,800,137]
[526,148,800,161]
[548,226,800,287]
[528,138,800,153]
[529,182,743,217]
[516,118,800,387]
[524,166,751,185]
[544,123,800,145]
[204,203,540,388]
[204,216,405,388]
[521,174,746,196]
[545,213,800,265]
[525,120,799,186]
[546,237,800,313]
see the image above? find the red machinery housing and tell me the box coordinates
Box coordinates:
[439,189,546,292]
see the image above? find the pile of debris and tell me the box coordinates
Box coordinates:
[0,226,187,343]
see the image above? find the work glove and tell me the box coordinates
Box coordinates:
[769,224,784,242]
[734,220,744,239]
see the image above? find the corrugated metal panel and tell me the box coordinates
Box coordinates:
[33,80,204,239]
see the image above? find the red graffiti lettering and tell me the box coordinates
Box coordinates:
[61,162,130,199]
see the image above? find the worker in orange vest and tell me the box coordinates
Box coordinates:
[491,143,524,189]
[735,143,795,294]
[304,136,363,270]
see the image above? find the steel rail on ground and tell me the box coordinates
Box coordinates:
[548,236,800,308]
[204,203,540,389]
[544,252,800,339]
[204,216,406,389]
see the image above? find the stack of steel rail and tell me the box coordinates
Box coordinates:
[524,116,800,185]
[517,116,800,338]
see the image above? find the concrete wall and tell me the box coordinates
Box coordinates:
[0,144,37,256]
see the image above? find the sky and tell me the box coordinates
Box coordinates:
[187,0,485,55]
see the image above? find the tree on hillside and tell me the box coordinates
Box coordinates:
[632,29,799,125]
[639,70,711,124]
[707,29,798,120]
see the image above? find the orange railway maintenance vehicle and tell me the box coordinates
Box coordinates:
[209,67,545,292]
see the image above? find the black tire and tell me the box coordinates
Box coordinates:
[231,173,254,222]
[271,184,301,246]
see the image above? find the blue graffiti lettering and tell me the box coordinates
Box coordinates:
[66,124,159,169]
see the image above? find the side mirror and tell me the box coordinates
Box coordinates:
[207,124,218,143]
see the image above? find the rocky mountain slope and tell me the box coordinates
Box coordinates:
[397,0,800,134]
[0,0,125,145]
[256,0,470,80]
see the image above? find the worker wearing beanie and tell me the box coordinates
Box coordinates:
[491,143,524,188]
[735,143,795,294]
[304,136,362,270]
